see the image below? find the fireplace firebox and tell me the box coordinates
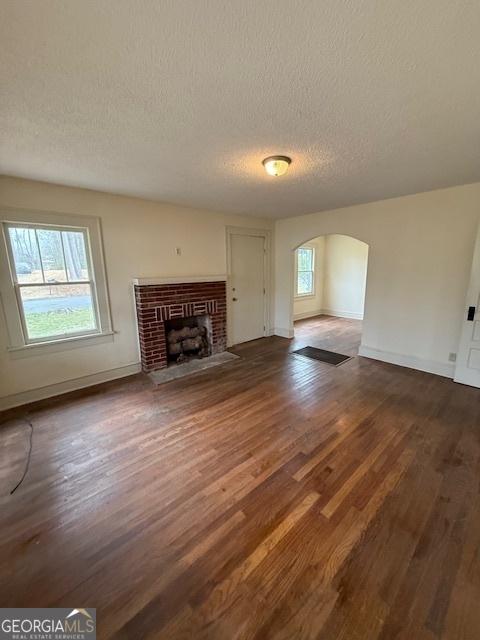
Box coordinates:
[165,315,212,363]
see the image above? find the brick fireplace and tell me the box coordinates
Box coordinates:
[134,277,227,372]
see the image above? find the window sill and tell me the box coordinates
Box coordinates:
[7,331,116,358]
[294,294,316,300]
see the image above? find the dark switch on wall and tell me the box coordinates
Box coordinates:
[467,306,476,321]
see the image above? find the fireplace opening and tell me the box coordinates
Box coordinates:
[165,315,212,364]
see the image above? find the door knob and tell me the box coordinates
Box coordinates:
[232,297,238,301]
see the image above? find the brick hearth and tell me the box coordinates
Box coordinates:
[134,280,227,372]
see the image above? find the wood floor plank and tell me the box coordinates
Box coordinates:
[1,316,480,639]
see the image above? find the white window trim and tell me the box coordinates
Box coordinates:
[294,245,316,299]
[0,207,113,352]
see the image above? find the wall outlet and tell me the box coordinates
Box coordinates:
[448,352,457,363]
[175,247,182,256]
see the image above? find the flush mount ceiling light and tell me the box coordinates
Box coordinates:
[262,155,292,177]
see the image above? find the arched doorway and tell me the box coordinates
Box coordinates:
[291,234,369,356]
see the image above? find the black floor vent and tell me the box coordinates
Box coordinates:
[292,346,352,366]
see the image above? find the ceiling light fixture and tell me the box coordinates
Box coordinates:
[262,155,291,177]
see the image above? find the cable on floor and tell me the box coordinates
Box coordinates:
[10,416,34,495]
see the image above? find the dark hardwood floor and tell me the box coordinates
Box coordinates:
[1,316,480,639]
[294,313,362,355]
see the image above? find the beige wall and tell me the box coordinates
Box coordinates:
[276,183,480,377]
[293,234,368,320]
[0,176,273,408]
[323,235,368,319]
[2,177,479,406]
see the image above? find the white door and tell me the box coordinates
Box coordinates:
[230,233,266,345]
[455,222,480,387]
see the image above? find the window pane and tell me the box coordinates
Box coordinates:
[297,271,313,295]
[297,248,313,271]
[37,229,67,282]
[62,231,89,280]
[7,227,43,283]
[20,283,97,340]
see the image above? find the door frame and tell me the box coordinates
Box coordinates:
[226,225,272,347]
[454,219,480,386]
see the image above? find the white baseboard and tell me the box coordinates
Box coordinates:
[321,309,364,320]
[293,309,324,321]
[274,327,295,339]
[293,309,363,321]
[0,363,142,412]
[358,345,455,379]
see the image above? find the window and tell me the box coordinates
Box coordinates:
[1,209,112,349]
[295,246,315,297]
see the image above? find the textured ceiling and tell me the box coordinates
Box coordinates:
[1,1,480,218]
